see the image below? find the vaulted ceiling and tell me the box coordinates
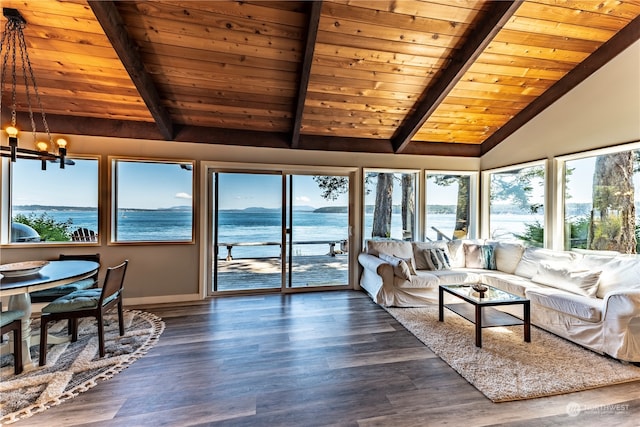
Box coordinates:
[2,0,639,157]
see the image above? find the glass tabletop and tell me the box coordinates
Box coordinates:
[441,284,527,304]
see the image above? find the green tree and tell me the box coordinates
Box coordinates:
[313,173,415,240]
[491,166,545,214]
[513,220,544,247]
[13,212,73,242]
[588,152,637,253]
[401,175,415,240]
[372,173,394,238]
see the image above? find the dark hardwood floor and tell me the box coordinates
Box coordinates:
[18,291,640,426]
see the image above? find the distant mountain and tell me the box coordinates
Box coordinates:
[242,207,277,213]
[15,204,192,212]
[223,206,318,213]
[314,206,348,213]
[14,205,97,211]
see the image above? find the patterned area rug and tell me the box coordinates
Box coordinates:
[0,310,164,424]
[385,305,640,402]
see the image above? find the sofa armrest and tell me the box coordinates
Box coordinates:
[601,289,640,361]
[602,289,640,318]
[358,253,395,296]
[358,252,387,273]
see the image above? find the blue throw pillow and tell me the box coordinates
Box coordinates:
[464,244,497,270]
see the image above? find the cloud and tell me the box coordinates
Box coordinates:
[175,192,192,200]
[295,196,311,203]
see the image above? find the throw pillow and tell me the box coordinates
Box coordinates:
[399,256,417,275]
[493,241,525,274]
[464,244,497,270]
[531,262,601,297]
[412,241,448,270]
[378,253,413,280]
[422,248,451,271]
[514,247,577,279]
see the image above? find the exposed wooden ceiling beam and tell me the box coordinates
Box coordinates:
[88,0,174,141]
[27,111,476,156]
[390,1,521,154]
[481,14,640,155]
[291,1,323,149]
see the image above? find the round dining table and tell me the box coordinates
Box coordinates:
[0,260,100,370]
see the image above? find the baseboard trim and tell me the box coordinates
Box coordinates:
[123,293,202,306]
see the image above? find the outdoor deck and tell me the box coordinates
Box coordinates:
[214,254,349,291]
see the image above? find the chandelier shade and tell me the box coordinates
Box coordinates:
[0,7,69,170]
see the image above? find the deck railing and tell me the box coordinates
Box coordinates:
[218,239,348,261]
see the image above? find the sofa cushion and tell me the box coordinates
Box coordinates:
[531,262,601,297]
[379,253,413,280]
[597,256,640,298]
[574,253,617,271]
[398,271,440,289]
[481,272,539,298]
[493,241,525,274]
[514,247,578,279]
[464,243,496,270]
[412,241,448,270]
[525,287,602,323]
[447,239,470,268]
[429,269,481,285]
[367,240,415,269]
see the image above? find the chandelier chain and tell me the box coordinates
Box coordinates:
[17,19,51,143]
[0,21,6,127]
[10,23,18,128]
[1,8,68,169]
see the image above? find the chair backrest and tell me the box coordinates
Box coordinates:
[99,260,129,306]
[59,253,101,283]
[71,227,98,242]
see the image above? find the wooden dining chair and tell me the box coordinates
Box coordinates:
[38,260,128,367]
[1,310,24,374]
[30,253,100,304]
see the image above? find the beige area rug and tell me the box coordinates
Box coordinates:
[385,305,640,402]
[0,310,164,424]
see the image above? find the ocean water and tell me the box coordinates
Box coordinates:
[12,208,543,256]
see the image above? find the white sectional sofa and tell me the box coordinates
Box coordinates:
[358,239,640,362]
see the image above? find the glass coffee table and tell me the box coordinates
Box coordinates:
[439,284,530,347]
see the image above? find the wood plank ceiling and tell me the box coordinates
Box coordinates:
[1,0,639,157]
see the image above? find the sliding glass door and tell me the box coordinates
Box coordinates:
[285,175,349,288]
[209,170,350,294]
[212,172,284,292]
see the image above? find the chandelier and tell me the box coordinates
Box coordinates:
[0,7,69,170]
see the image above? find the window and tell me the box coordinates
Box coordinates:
[426,172,475,241]
[487,163,545,244]
[363,170,417,241]
[562,146,640,254]
[6,156,99,244]
[112,159,194,242]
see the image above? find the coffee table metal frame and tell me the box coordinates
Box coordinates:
[438,284,531,347]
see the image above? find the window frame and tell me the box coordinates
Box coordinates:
[362,168,421,242]
[424,170,479,242]
[0,154,101,246]
[481,160,547,243]
[554,140,640,252]
[109,156,196,245]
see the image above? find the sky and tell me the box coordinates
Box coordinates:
[217,173,348,210]
[11,158,192,210]
[10,156,640,210]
